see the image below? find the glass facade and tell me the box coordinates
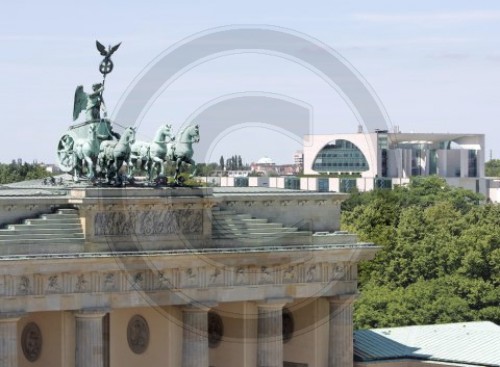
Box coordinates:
[317,178,329,192]
[375,178,392,189]
[377,133,388,177]
[468,150,478,177]
[339,178,357,193]
[284,177,300,190]
[312,140,369,173]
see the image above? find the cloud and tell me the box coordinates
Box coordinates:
[353,10,500,24]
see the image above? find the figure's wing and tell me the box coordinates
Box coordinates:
[109,42,121,56]
[73,86,87,121]
[96,40,107,56]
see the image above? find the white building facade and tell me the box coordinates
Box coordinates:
[303,132,489,196]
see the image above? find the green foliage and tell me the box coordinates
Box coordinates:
[0,161,50,184]
[341,176,500,329]
[194,162,218,177]
[486,159,500,177]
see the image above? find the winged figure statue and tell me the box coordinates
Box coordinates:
[73,83,105,121]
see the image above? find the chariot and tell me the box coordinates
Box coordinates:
[56,118,119,174]
[55,41,199,185]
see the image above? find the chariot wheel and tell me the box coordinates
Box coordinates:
[56,134,76,172]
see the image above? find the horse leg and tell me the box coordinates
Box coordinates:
[85,157,94,179]
[106,158,115,183]
[159,158,166,177]
[115,158,124,185]
[185,158,197,178]
[146,158,154,181]
[73,163,80,183]
[128,157,136,177]
[174,158,183,184]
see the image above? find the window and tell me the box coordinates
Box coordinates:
[312,140,369,173]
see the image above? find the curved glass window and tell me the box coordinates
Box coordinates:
[312,139,369,172]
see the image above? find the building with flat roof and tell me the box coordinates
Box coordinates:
[302,131,489,196]
[304,132,485,179]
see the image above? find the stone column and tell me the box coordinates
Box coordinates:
[328,295,356,367]
[75,310,107,367]
[257,300,287,367]
[182,305,210,367]
[0,313,22,367]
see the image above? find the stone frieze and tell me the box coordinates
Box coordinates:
[93,209,203,236]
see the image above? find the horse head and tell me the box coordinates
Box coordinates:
[122,127,136,145]
[157,124,174,143]
[187,124,200,143]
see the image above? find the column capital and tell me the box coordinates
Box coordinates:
[256,297,292,310]
[0,312,25,321]
[182,301,218,313]
[327,293,358,305]
[74,308,109,318]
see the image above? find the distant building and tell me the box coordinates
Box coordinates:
[250,156,300,176]
[293,150,304,169]
[303,131,485,179]
[302,131,488,195]
[226,170,251,177]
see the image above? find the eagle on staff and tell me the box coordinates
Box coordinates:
[96,40,121,76]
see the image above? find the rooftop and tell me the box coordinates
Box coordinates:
[354,321,500,366]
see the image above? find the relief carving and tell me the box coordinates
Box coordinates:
[235,267,246,285]
[184,268,198,287]
[21,322,42,362]
[127,315,149,354]
[47,275,62,292]
[306,265,319,282]
[259,266,273,284]
[332,263,346,280]
[75,274,88,292]
[131,272,144,290]
[94,209,202,236]
[18,276,32,295]
[103,273,116,291]
[209,268,222,285]
[283,266,297,283]
[157,271,172,289]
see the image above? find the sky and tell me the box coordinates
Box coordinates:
[1,1,500,165]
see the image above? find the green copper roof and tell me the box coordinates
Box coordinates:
[354,321,500,366]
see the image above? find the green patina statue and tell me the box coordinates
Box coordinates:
[56,41,201,186]
[73,83,106,121]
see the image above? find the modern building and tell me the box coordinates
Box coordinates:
[302,131,488,195]
[0,182,378,367]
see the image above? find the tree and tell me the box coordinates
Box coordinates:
[342,176,499,328]
[219,155,225,171]
[486,159,500,177]
[0,162,49,184]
